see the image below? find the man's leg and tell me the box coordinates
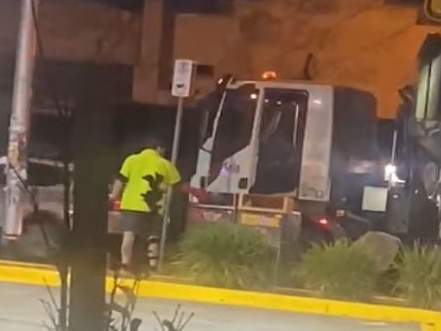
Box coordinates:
[132,213,154,277]
[147,235,160,270]
[119,211,138,271]
[121,231,135,269]
[147,215,163,270]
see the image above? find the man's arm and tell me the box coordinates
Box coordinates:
[164,159,181,186]
[109,179,124,201]
[109,156,132,200]
[167,181,207,203]
[165,161,207,201]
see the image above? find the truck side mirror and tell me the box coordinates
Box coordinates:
[216,74,234,92]
[398,85,413,103]
[425,0,441,20]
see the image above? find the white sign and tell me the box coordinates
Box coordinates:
[171,59,195,98]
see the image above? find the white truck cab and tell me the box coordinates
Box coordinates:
[190,78,334,203]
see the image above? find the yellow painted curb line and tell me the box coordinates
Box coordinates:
[0,262,440,331]
[0,262,61,287]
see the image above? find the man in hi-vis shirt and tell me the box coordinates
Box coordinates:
[110,136,203,275]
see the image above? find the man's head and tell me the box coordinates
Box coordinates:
[144,136,166,156]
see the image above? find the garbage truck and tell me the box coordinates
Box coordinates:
[187,43,441,250]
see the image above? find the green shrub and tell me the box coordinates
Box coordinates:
[395,245,441,309]
[173,223,274,289]
[297,239,378,301]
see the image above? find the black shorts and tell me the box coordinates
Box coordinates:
[120,210,162,236]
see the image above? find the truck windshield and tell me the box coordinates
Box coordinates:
[210,87,259,165]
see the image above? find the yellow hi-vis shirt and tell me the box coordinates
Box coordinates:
[118,149,181,214]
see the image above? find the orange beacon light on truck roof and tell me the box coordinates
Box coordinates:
[262,71,277,80]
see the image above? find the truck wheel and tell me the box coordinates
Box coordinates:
[339,217,369,241]
[299,225,331,251]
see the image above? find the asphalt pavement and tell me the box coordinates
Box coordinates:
[0,282,419,331]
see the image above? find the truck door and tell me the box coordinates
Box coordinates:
[251,89,308,194]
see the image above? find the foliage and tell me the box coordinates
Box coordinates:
[153,304,194,331]
[40,282,63,331]
[105,275,142,331]
[40,274,144,331]
[41,272,195,331]
[395,244,441,309]
[297,239,378,301]
[173,223,274,289]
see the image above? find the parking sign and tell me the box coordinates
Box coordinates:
[171,59,196,98]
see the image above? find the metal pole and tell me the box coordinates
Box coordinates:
[158,97,184,270]
[170,98,184,165]
[391,130,398,165]
[3,0,37,239]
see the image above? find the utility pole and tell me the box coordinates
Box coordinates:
[3,0,38,240]
[68,64,116,331]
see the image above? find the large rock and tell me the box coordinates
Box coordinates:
[353,231,401,272]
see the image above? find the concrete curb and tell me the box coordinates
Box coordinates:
[0,261,440,331]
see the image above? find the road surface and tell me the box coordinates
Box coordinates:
[0,282,418,331]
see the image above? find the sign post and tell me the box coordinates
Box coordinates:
[158,59,196,269]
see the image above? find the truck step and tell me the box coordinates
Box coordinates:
[238,194,294,213]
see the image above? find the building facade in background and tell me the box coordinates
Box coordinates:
[1,0,440,122]
[168,0,439,119]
